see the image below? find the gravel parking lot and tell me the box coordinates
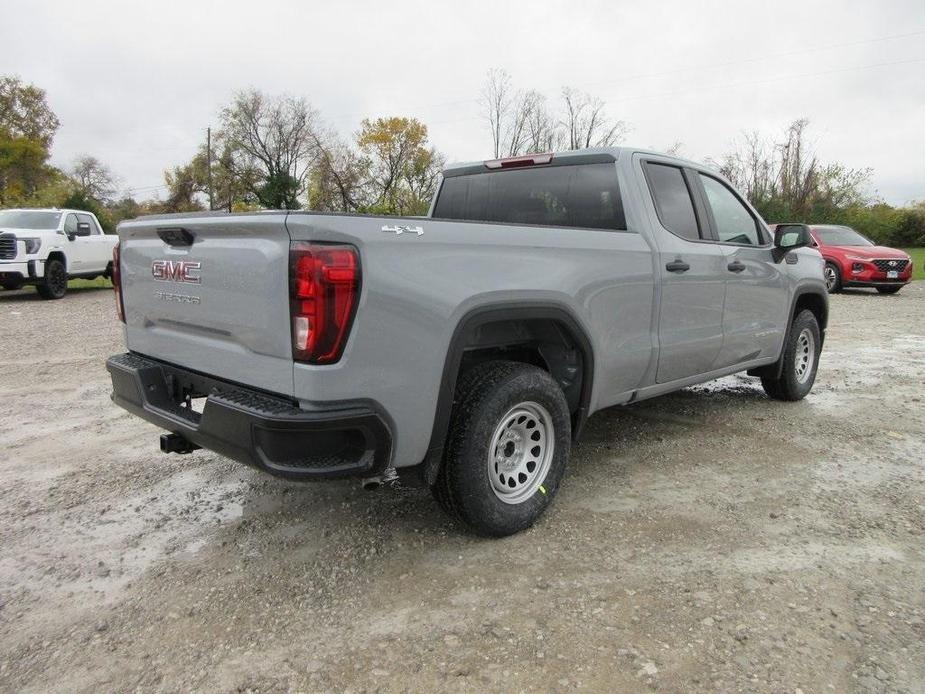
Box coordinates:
[1,284,923,693]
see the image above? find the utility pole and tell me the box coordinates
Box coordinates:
[206,127,214,211]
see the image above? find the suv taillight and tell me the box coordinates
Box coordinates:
[290,243,359,364]
[112,244,124,322]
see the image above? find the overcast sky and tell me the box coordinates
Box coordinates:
[3,0,924,205]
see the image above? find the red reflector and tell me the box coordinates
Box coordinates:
[112,244,125,322]
[289,243,359,364]
[484,153,554,169]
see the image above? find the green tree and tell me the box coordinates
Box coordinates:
[0,75,60,148]
[0,75,61,205]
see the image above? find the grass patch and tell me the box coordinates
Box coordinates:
[901,248,924,281]
[69,276,113,289]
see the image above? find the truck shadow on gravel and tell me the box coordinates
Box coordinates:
[201,373,777,544]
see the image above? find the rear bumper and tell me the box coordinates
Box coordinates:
[106,352,392,480]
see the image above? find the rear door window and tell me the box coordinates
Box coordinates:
[433,162,626,230]
[643,163,701,241]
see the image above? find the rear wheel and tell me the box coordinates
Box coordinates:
[433,361,571,537]
[823,262,841,293]
[876,286,902,295]
[37,258,67,300]
[761,309,821,401]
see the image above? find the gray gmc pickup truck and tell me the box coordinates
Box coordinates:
[107,147,827,536]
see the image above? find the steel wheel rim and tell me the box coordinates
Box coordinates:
[824,266,837,291]
[488,401,554,505]
[794,328,815,384]
[49,264,66,294]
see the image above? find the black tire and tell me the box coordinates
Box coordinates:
[432,360,571,537]
[761,309,821,402]
[876,286,902,295]
[103,261,113,280]
[824,262,841,294]
[36,258,68,300]
[1,280,23,290]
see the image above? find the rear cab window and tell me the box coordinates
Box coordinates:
[643,163,701,240]
[433,162,626,231]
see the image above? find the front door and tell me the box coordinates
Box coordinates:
[640,159,727,384]
[694,172,788,367]
[61,213,92,273]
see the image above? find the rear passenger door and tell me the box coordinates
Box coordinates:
[693,172,788,368]
[640,158,726,383]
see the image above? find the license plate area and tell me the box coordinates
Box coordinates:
[887,270,898,279]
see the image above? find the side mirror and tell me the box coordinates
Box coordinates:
[75,222,92,237]
[774,223,811,251]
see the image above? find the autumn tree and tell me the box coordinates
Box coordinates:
[356,117,443,216]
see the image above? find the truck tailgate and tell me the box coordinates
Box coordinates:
[118,213,294,396]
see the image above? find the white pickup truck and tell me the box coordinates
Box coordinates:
[0,208,117,298]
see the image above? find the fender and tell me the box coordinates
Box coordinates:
[749,286,828,380]
[421,302,595,486]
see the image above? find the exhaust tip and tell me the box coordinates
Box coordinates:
[361,477,382,491]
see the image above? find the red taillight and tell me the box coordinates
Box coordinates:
[484,153,554,169]
[112,244,124,322]
[289,243,359,364]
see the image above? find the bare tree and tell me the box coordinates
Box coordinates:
[715,118,871,220]
[776,118,818,215]
[71,155,116,202]
[715,131,776,205]
[480,71,628,157]
[308,129,369,212]
[219,89,321,209]
[481,69,513,159]
[524,92,563,154]
[561,88,628,150]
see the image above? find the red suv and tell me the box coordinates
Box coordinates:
[771,224,913,294]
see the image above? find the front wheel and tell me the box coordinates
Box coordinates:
[761,309,821,401]
[876,286,902,295]
[823,262,841,294]
[36,258,68,300]
[433,361,571,537]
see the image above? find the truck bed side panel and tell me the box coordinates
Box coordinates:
[285,214,654,467]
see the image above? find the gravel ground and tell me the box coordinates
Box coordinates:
[1,283,923,693]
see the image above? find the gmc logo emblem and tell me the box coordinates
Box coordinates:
[152,259,201,284]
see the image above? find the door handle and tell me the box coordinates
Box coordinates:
[665,260,690,273]
[727,260,746,273]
